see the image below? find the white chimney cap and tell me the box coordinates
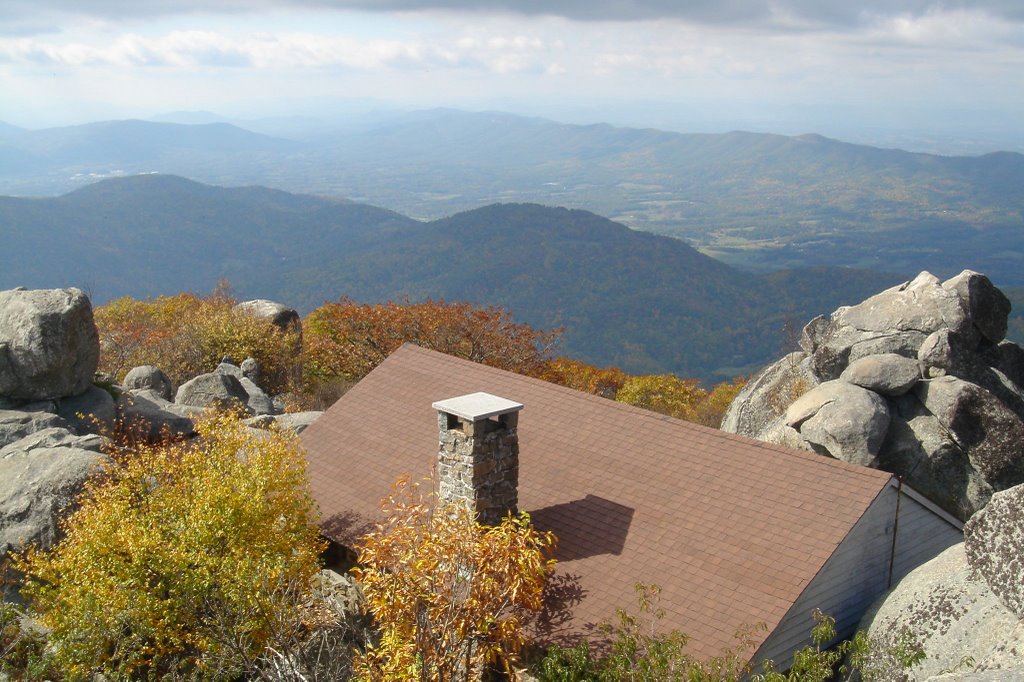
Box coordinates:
[432,392,523,421]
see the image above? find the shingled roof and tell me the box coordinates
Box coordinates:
[300,344,896,661]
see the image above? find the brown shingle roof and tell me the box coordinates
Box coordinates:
[300,344,893,660]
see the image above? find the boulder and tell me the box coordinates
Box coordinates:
[175,372,251,414]
[996,341,1024,391]
[241,357,259,382]
[918,331,1024,419]
[840,353,921,396]
[0,288,99,401]
[0,432,105,555]
[916,377,1024,491]
[926,669,1024,681]
[964,484,1024,620]
[881,394,991,518]
[244,411,322,435]
[232,299,301,334]
[214,363,276,415]
[240,377,276,416]
[0,427,104,456]
[860,544,1024,680]
[123,365,173,401]
[785,380,890,467]
[721,352,818,437]
[943,270,1011,344]
[215,361,243,379]
[0,409,69,449]
[805,272,969,380]
[56,385,115,436]
[118,389,196,442]
[724,270,1024,521]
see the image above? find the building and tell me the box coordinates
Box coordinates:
[300,343,963,666]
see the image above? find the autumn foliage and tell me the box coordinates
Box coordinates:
[18,413,325,680]
[93,286,744,425]
[303,298,560,384]
[353,476,556,681]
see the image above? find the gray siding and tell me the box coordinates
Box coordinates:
[752,480,962,670]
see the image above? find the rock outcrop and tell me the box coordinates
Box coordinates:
[232,299,301,334]
[0,288,115,566]
[175,371,252,413]
[0,428,105,555]
[123,365,173,401]
[244,411,322,435]
[723,270,1024,520]
[0,409,69,449]
[860,482,1024,679]
[118,389,197,442]
[213,360,277,415]
[56,385,116,436]
[0,288,99,401]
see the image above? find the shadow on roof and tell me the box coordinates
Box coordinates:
[531,494,635,562]
[321,509,375,546]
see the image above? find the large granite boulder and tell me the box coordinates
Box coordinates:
[244,411,322,436]
[802,272,970,381]
[860,481,1024,679]
[123,365,173,401]
[118,389,196,442]
[860,544,1024,681]
[964,485,1024,620]
[785,380,890,467]
[175,372,252,414]
[0,409,69,449]
[723,270,1024,520]
[0,288,99,401]
[56,385,116,436]
[232,299,301,334]
[214,362,276,416]
[0,428,105,555]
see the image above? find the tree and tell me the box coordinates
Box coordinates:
[303,298,560,386]
[536,358,627,399]
[18,413,326,680]
[94,288,301,395]
[352,476,557,681]
[615,373,747,428]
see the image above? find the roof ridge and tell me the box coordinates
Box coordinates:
[395,343,893,486]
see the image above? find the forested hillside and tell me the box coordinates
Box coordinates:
[2,110,1022,285]
[0,175,903,379]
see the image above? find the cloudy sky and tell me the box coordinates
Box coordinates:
[2,1,1023,149]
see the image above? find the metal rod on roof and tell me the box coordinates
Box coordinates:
[887,476,903,589]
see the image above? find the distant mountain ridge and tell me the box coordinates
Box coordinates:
[0,174,904,379]
[1,109,1021,286]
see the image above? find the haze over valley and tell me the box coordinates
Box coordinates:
[2,0,1023,380]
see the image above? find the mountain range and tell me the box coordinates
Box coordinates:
[0,174,908,380]
[1,109,1022,286]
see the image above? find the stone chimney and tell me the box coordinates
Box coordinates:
[433,392,523,526]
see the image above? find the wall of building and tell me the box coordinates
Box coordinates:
[752,480,963,670]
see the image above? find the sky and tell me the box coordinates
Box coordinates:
[2,0,1023,151]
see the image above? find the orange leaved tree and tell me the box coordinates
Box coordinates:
[303,298,560,385]
[353,476,557,682]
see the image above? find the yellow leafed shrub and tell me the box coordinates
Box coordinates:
[18,413,325,680]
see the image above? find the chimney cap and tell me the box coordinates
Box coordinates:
[432,392,523,421]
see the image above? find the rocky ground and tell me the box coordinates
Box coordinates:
[724,270,1024,521]
[0,287,320,578]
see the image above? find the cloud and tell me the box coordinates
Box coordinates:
[0,27,563,74]
[10,0,1024,27]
